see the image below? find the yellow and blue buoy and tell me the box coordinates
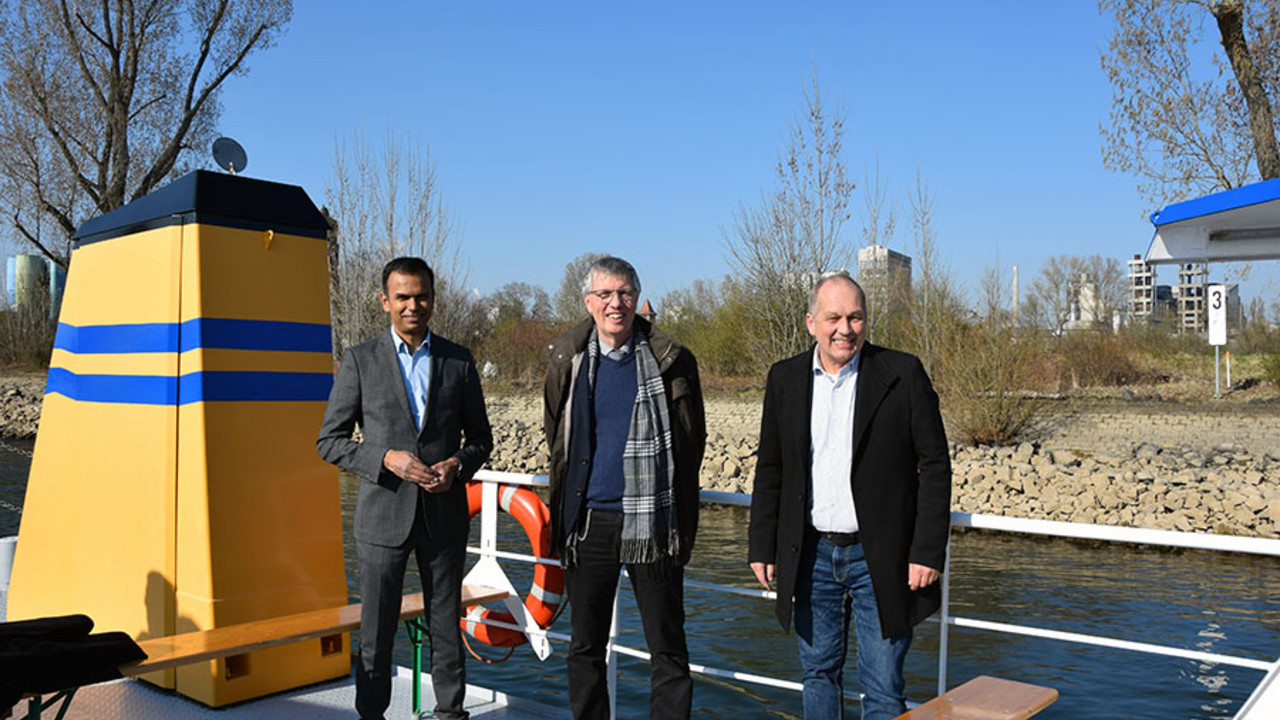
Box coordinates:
[7,170,349,706]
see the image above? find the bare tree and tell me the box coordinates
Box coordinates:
[903,171,965,377]
[1025,255,1081,334]
[0,0,293,266]
[658,275,755,377]
[723,69,854,368]
[1024,254,1126,333]
[325,130,471,356]
[1100,0,1280,204]
[488,281,553,327]
[857,156,900,340]
[860,155,896,250]
[978,250,1016,325]
[1080,254,1127,325]
[552,251,605,324]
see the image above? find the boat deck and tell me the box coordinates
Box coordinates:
[1,591,566,720]
[22,667,568,720]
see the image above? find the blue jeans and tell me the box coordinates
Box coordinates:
[795,535,911,720]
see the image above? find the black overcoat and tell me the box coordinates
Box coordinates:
[747,342,951,638]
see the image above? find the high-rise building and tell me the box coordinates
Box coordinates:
[856,244,912,320]
[1127,254,1155,320]
[1174,262,1208,333]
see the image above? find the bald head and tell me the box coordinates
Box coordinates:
[808,271,867,318]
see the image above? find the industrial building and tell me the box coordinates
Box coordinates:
[856,244,912,320]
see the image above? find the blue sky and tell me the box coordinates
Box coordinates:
[11,1,1278,308]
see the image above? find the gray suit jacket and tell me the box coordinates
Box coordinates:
[317,330,493,547]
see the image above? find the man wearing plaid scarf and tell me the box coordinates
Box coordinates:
[544,256,707,720]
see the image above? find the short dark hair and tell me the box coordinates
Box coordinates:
[382,257,435,293]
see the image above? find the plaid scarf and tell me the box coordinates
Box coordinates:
[583,329,679,563]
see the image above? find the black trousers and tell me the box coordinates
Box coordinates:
[356,504,468,720]
[566,509,691,720]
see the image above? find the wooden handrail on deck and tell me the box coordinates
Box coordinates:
[893,675,1058,720]
[122,584,510,676]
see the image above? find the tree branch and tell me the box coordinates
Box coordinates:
[1213,0,1280,179]
[134,12,272,198]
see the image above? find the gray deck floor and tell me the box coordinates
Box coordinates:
[21,667,569,720]
[3,589,567,720]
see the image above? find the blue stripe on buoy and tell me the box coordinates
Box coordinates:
[177,371,333,403]
[45,367,178,405]
[178,319,333,353]
[54,323,179,354]
[46,369,332,404]
[54,319,332,354]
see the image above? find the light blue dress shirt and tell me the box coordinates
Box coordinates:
[391,327,432,432]
[809,348,860,533]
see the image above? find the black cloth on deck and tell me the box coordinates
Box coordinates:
[0,614,146,714]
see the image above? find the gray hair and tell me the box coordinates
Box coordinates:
[581,256,642,296]
[808,270,867,317]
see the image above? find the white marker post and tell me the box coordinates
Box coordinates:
[1207,284,1227,398]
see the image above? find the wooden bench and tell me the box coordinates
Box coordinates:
[893,675,1058,720]
[15,585,511,720]
[122,584,509,676]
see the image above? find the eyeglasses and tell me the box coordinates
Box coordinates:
[587,288,637,305]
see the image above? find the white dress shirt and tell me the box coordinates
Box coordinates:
[809,348,860,533]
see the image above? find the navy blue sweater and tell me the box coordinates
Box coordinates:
[585,350,637,511]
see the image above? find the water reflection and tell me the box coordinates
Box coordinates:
[346,480,1278,720]
[0,439,34,538]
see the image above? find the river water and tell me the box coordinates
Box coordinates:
[2,441,1278,719]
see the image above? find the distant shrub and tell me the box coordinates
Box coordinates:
[659,280,757,377]
[936,323,1048,446]
[1262,354,1280,387]
[0,300,56,369]
[1119,322,1205,359]
[1054,332,1148,388]
[475,319,558,386]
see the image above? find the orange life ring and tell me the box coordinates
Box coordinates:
[460,481,564,647]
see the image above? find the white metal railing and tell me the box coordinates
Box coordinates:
[465,469,1280,718]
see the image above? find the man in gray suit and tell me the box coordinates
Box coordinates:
[318,256,493,720]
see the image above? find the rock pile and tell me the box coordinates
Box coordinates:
[489,418,548,475]
[0,377,43,439]
[952,441,1280,536]
[486,420,761,492]
[5,381,1279,539]
[485,398,1280,539]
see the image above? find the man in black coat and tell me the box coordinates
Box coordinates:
[748,271,951,720]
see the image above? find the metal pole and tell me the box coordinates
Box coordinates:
[608,575,621,720]
[406,619,425,715]
[938,534,952,696]
[1215,345,1221,399]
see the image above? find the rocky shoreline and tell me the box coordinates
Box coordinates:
[484,393,1280,539]
[4,377,1279,538]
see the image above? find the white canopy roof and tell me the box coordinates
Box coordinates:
[1147,179,1280,265]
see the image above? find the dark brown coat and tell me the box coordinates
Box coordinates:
[543,317,707,564]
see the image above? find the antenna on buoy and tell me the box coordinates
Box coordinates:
[212,137,248,175]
